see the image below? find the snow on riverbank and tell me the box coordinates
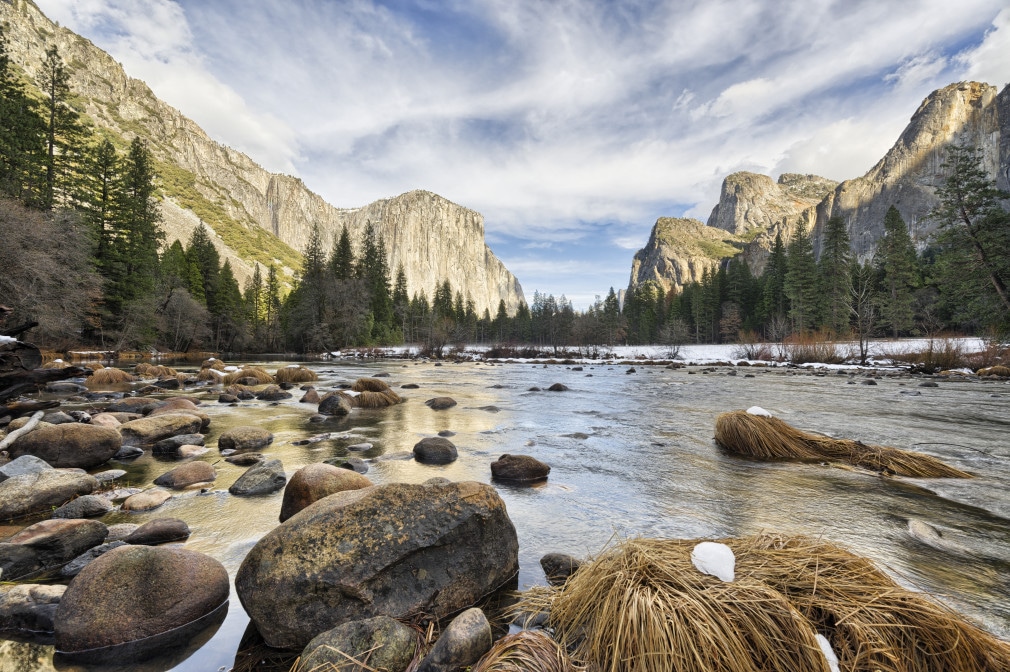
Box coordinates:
[326,337,990,369]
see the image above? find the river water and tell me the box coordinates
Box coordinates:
[2,359,1008,670]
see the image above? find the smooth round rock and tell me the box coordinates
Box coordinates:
[153,462,216,489]
[229,459,287,496]
[0,470,98,520]
[52,495,113,519]
[119,414,203,446]
[318,393,352,416]
[218,426,273,452]
[416,607,491,672]
[54,545,229,653]
[124,518,191,545]
[424,397,457,410]
[8,424,122,470]
[121,488,173,512]
[299,615,416,672]
[490,454,551,483]
[413,437,458,464]
[279,463,373,522]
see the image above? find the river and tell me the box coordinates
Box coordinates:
[1,357,1008,670]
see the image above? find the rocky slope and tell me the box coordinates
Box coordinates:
[630,81,1009,291]
[628,218,744,294]
[0,0,525,314]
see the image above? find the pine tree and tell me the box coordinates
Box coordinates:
[760,232,788,331]
[932,144,1010,327]
[330,225,355,280]
[186,223,221,310]
[818,216,852,335]
[784,226,818,333]
[0,23,45,203]
[874,206,918,337]
[78,138,121,268]
[38,45,84,209]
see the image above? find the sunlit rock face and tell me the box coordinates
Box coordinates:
[0,0,525,315]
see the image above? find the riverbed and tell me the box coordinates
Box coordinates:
[1,358,1008,671]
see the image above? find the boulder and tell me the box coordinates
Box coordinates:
[152,434,205,457]
[0,584,66,634]
[318,393,352,416]
[218,426,273,452]
[256,385,292,401]
[416,608,492,672]
[92,469,127,484]
[279,463,373,522]
[225,452,265,466]
[113,445,145,460]
[0,455,52,482]
[299,388,320,404]
[547,383,569,392]
[103,398,151,414]
[297,616,416,672]
[413,437,458,464]
[490,454,551,483]
[121,488,173,512]
[0,470,98,520]
[104,523,140,542]
[153,462,216,489]
[124,518,191,545]
[425,397,457,410]
[42,411,76,424]
[52,495,113,519]
[0,519,108,581]
[119,414,204,446]
[324,456,369,474]
[236,480,519,649]
[54,545,229,653]
[540,552,584,586]
[147,397,200,414]
[147,407,210,430]
[229,459,287,496]
[218,393,239,403]
[7,424,122,469]
[61,541,128,578]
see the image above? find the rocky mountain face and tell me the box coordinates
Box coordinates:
[0,0,525,315]
[629,81,1009,291]
[628,218,744,294]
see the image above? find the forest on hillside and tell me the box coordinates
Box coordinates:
[2,27,1009,357]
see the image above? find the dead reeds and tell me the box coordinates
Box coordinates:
[347,378,403,408]
[714,410,971,478]
[472,630,578,672]
[518,535,1010,672]
[977,365,1010,378]
[351,378,393,393]
[134,363,178,378]
[274,366,318,384]
[86,367,137,385]
[222,366,274,386]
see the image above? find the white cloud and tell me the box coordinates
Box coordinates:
[957,8,1010,87]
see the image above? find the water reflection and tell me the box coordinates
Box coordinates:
[1,360,1008,670]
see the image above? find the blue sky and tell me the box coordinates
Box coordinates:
[38,1,1010,308]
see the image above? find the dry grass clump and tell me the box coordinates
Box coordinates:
[977,365,1010,377]
[201,358,226,371]
[222,366,274,386]
[882,337,968,373]
[472,630,578,672]
[195,367,226,382]
[781,331,845,365]
[86,367,137,385]
[351,377,393,393]
[353,389,403,408]
[518,535,1010,672]
[134,363,178,378]
[714,411,971,478]
[274,366,318,384]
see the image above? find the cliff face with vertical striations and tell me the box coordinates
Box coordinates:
[0,0,525,315]
[629,81,1009,291]
[628,218,744,294]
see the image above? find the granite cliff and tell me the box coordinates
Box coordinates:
[628,218,744,294]
[629,81,1009,291]
[0,0,525,314]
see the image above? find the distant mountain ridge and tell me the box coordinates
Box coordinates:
[0,0,526,315]
[630,81,1010,290]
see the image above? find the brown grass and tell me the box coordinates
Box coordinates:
[222,366,274,386]
[134,363,178,377]
[781,332,845,365]
[472,630,578,672]
[352,389,403,408]
[714,411,971,478]
[351,378,393,393]
[196,367,226,382]
[516,535,1010,672]
[977,365,1010,378]
[274,366,319,384]
[201,358,226,371]
[881,337,969,373]
[86,368,137,385]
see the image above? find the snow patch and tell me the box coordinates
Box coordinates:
[691,542,735,582]
[224,366,239,372]
[0,335,16,344]
[816,634,840,672]
[746,406,772,417]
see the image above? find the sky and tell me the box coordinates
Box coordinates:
[36,0,1010,308]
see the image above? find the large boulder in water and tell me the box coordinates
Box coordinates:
[0,519,108,581]
[0,470,97,520]
[54,545,229,653]
[236,480,519,649]
[279,463,372,522]
[119,414,203,446]
[297,615,417,672]
[218,426,273,452]
[8,424,122,469]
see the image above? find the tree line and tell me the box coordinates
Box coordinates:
[3,26,1007,355]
